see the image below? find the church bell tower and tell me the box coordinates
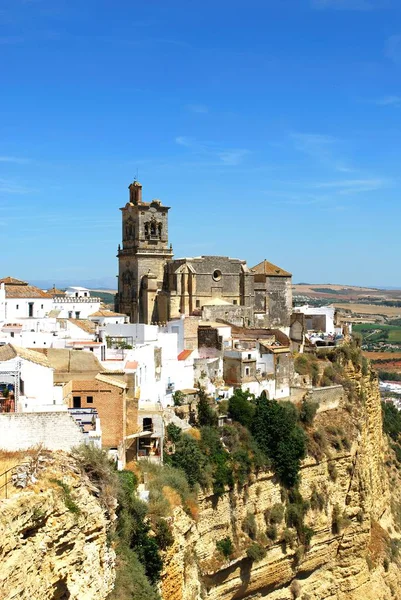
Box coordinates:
[115,181,173,323]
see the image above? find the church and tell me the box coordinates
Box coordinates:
[115,181,292,331]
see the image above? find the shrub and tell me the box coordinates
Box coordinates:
[243,511,257,539]
[108,544,160,600]
[283,528,296,549]
[228,389,256,429]
[197,388,218,427]
[269,502,285,524]
[50,479,80,515]
[154,519,174,551]
[166,423,182,443]
[216,537,234,558]
[299,401,318,426]
[246,542,266,562]
[328,462,338,482]
[171,434,208,488]
[72,444,119,512]
[290,580,302,599]
[251,396,307,487]
[266,524,278,541]
[310,485,325,512]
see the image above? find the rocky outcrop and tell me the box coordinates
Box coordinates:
[162,361,401,600]
[0,454,115,600]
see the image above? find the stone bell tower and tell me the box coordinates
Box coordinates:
[115,181,173,323]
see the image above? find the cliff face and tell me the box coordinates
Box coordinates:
[0,454,115,600]
[162,362,401,600]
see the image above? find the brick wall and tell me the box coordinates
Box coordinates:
[0,412,84,451]
[70,380,126,449]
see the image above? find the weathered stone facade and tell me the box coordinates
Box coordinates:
[116,182,292,329]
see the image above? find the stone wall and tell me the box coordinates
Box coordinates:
[0,412,84,451]
[290,385,344,412]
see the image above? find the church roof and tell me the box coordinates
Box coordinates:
[251,260,292,277]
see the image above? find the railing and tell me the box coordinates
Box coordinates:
[0,462,30,500]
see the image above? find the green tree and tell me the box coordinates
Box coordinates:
[251,396,306,487]
[228,389,256,429]
[197,387,218,427]
[171,434,208,487]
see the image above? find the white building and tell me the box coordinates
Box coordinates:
[99,323,196,409]
[0,344,66,412]
[0,277,53,321]
[293,305,336,335]
[88,310,128,326]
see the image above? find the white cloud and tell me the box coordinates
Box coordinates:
[311,178,388,194]
[0,156,30,164]
[290,132,354,173]
[175,136,193,147]
[174,136,250,166]
[375,95,401,106]
[186,104,209,114]
[385,34,401,64]
[0,178,33,194]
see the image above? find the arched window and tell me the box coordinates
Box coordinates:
[144,222,149,239]
[158,222,162,238]
[150,220,157,236]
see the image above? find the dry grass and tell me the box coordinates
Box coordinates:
[334,303,401,317]
[0,451,29,499]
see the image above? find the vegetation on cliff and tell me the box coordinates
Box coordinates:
[73,445,174,600]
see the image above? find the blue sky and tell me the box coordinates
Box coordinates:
[1,0,401,287]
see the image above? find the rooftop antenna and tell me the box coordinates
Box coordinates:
[134,168,139,182]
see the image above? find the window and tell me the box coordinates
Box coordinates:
[245,367,250,376]
[75,311,80,319]
[196,299,200,308]
[73,396,81,408]
[233,300,238,305]
[68,311,73,318]
[16,305,19,310]
[248,354,251,359]
[10,332,14,338]
[87,396,93,404]
[28,302,34,317]
[75,292,79,298]
[143,417,153,432]
[41,304,44,309]
[89,347,94,352]
[212,269,222,281]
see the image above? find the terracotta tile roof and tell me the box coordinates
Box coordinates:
[89,310,126,317]
[0,277,27,285]
[95,373,127,389]
[251,260,292,277]
[0,343,51,368]
[178,349,193,361]
[47,287,66,296]
[68,319,97,334]
[3,281,52,299]
[125,360,138,370]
